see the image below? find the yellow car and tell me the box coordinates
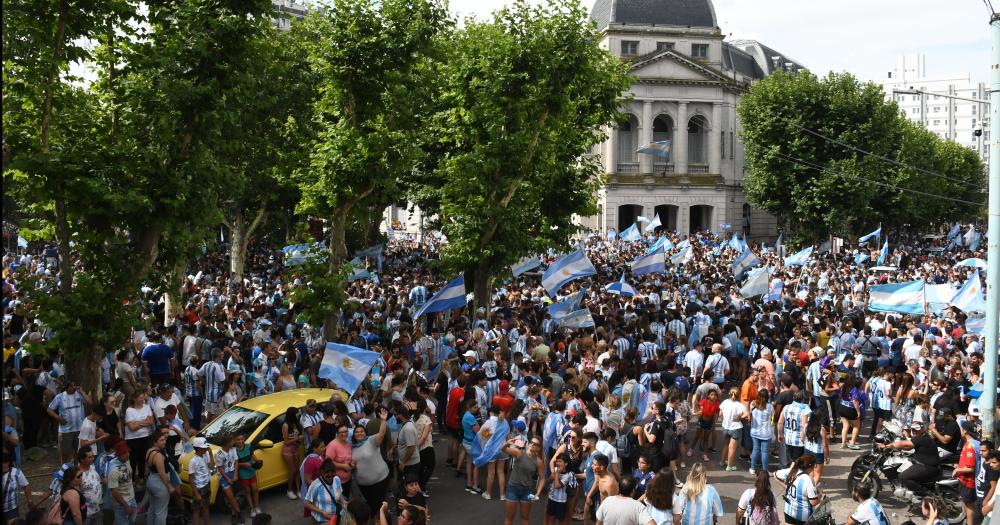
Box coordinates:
[178,388,346,505]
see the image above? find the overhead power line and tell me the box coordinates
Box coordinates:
[772,152,988,208]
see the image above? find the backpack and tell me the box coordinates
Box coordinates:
[858,335,879,358]
[616,423,638,460]
[745,504,780,525]
[659,421,678,460]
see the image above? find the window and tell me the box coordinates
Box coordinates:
[691,44,709,59]
[913,95,918,101]
[656,41,674,52]
[973,106,977,114]
[729,131,735,159]
[721,131,725,159]
[973,118,977,125]
[912,108,918,114]
[933,106,940,112]
[933,120,940,126]
[621,40,638,56]
[200,407,270,446]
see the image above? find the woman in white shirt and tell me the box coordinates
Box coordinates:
[719,387,748,472]
[642,470,675,525]
[124,390,155,478]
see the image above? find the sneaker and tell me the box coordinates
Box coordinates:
[686,449,693,458]
[727,466,738,472]
[482,492,492,500]
[465,485,475,494]
[848,444,861,450]
[255,507,262,516]
[702,454,710,462]
[249,509,258,518]
[472,487,484,494]
[500,495,507,502]
[287,490,299,500]
[749,469,757,476]
[719,460,727,468]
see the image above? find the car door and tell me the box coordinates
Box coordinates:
[252,413,288,490]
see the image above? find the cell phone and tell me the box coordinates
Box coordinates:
[514,438,526,448]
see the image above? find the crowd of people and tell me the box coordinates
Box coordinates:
[2,224,997,525]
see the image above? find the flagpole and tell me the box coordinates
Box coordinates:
[981,9,999,446]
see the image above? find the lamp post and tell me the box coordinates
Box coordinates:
[982,10,999,447]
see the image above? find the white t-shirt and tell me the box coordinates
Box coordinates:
[79,418,99,454]
[719,399,745,430]
[685,351,705,378]
[151,393,183,420]
[214,448,238,474]
[80,465,103,516]
[738,488,756,511]
[595,440,620,466]
[124,404,154,440]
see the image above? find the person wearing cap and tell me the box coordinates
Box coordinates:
[107,440,136,525]
[47,379,91,465]
[880,421,939,502]
[188,437,214,525]
[955,421,984,524]
[461,350,480,373]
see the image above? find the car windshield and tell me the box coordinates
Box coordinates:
[199,407,269,446]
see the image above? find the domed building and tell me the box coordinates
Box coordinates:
[584,0,803,239]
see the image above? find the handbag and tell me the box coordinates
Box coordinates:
[45,493,71,525]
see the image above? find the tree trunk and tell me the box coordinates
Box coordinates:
[162,261,186,325]
[321,185,376,342]
[65,350,101,403]
[473,259,493,315]
[228,203,266,284]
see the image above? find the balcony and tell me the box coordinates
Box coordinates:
[688,164,709,174]
[616,162,639,173]
[653,163,674,174]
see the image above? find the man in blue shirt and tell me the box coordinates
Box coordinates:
[140,332,174,386]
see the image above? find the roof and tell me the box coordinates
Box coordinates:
[591,0,718,30]
[236,387,344,413]
[722,42,764,80]
[727,38,806,76]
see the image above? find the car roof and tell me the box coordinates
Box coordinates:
[234,388,344,415]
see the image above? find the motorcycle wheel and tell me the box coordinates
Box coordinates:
[847,465,882,500]
[936,485,967,524]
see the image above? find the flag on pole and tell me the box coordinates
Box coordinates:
[950,269,987,313]
[413,276,467,318]
[636,216,651,224]
[783,246,813,267]
[559,309,595,328]
[867,280,926,315]
[541,250,597,296]
[858,226,881,245]
[669,245,693,265]
[348,268,371,282]
[728,234,747,253]
[282,242,324,266]
[964,225,977,246]
[606,229,617,241]
[876,239,889,265]
[510,256,542,277]
[644,214,662,233]
[318,343,381,395]
[620,224,641,242]
[548,291,584,320]
[647,236,668,254]
[739,266,772,298]
[732,247,760,279]
[947,223,961,241]
[631,248,666,276]
[766,277,784,302]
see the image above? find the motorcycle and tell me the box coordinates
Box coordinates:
[846,420,965,524]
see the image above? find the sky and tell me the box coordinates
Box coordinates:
[447,0,994,85]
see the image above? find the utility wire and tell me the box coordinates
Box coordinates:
[772,152,988,208]
[787,122,983,189]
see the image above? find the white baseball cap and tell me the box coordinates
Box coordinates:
[192,437,209,449]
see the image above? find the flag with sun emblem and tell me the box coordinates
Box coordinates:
[318,342,381,395]
[471,417,510,467]
[541,250,597,296]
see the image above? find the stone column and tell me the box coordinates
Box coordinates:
[709,102,722,175]
[639,101,653,174]
[674,102,689,175]
[606,124,618,174]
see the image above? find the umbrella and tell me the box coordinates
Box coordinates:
[604,273,636,297]
[954,258,987,269]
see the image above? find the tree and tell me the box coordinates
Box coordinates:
[414,0,630,307]
[738,71,985,241]
[289,0,449,339]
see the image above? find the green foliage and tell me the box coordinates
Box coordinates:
[286,250,350,329]
[738,71,985,240]
[414,0,630,300]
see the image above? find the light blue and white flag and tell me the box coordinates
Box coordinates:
[559,308,595,329]
[669,245,693,265]
[471,418,510,467]
[950,269,987,313]
[964,225,977,246]
[775,232,784,249]
[954,258,987,269]
[607,228,617,241]
[925,283,954,316]
[605,273,637,297]
[425,346,455,384]
[647,236,667,254]
[783,246,813,267]
[676,239,690,250]
[970,230,982,251]
[348,268,371,282]
[385,223,396,239]
[739,266,772,298]
[282,242,324,266]
[631,248,666,276]
[868,280,925,315]
[356,243,384,272]
[876,239,889,265]
[510,256,542,277]
[853,253,869,266]
[620,223,641,242]
[644,213,662,233]
[947,223,961,241]
[318,343,381,395]
[413,276,467,318]
[728,233,747,253]
[858,226,881,245]
[732,247,759,279]
[548,291,584,320]
[766,277,784,302]
[636,216,651,225]
[541,250,597,296]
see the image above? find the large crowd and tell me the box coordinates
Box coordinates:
[2,225,997,525]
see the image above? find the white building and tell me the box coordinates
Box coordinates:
[882,53,990,165]
[582,0,803,239]
[272,0,309,30]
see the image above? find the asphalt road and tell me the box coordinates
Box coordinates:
[208,429,923,525]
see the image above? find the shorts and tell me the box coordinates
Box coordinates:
[810,452,824,465]
[220,470,236,489]
[449,427,462,440]
[504,483,534,502]
[784,514,806,525]
[839,405,859,421]
[724,428,742,440]
[873,408,892,422]
[59,431,80,458]
[698,418,714,430]
[205,400,224,415]
[547,499,568,520]
[283,442,299,457]
[463,443,472,452]
[191,486,211,510]
[959,484,977,503]
[240,477,257,489]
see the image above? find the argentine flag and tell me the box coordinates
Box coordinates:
[644,213,662,233]
[318,343,381,395]
[728,233,747,253]
[739,266,772,298]
[950,269,987,313]
[648,236,673,254]
[853,253,869,266]
[858,226,881,245]
[947,223,961,241]
[631,248,666,276]
[413,276,467,318]
[559,309,595,328]
[471,418,510,467]
[732,247,759,279]
[548,291,584,320]
[876,239,889,265]
[607,228,617,240]
[783,246,813,267]
[283,242,324,266]
[605,273,637,296]
[348,268,371,282]
[669,245,693,265]
[868,280,925,315]
[542,250,597,296]
[620,223,642,242]
[510,256,542,277]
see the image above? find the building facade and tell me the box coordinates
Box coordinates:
[582,0,802,240]
[882,53,990,166]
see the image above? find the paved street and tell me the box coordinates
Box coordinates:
[211,429,921,525]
